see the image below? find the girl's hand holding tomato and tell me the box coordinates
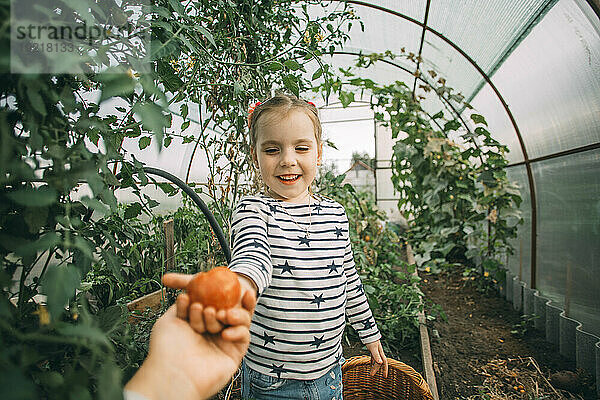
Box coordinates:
[162,267,256,337]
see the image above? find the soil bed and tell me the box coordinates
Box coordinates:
[421,267,596,399]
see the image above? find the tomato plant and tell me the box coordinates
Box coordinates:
[316,52,522,281]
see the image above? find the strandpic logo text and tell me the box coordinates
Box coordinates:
[15,21,137,47]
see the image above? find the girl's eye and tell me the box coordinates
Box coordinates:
[265,148,279,154]
[296,146,310,151]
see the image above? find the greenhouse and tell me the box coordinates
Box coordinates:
[1,0,599,399]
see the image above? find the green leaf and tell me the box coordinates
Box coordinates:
[195,25,216,47]
[478,170,496,187]
[339,91,355,107]
[97,359,123,400]
[138,136,151,150]
[67,386,92,400]
[57,324,111,347]
[15,232,61,258]
[36,371,64,388]
[97,305,126,334]
[438,242,455,256]
[312,67,323,80]
[414,252,431,267]
[73,236,94,260]
[124,202,143,219]
[364,284,376,294]
[443,119,461,132]
[474,126,491,137]
[234,80,243,95]
[6,186,58,207]
[180,103,189,119]
[23,207,49,233]
[42,264,81,320]
[0,370,37,400]
[181,120,190,132]
[98,73,136,103]
[432,110,444,119]
[164,136,173,147]
[470,113,487,126]
[268,62,284,71]
[284,59,302,71]
[80,196,110,216]
[103,169,120,186]
[167,0,185,14]
[282,74,299,97]
[24,80,47,116]
[157,60,184,92]
[134,102,168,146]
[440,226,459,237]
[157,183,176,195]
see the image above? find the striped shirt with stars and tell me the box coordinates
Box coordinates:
[228,194,381,380]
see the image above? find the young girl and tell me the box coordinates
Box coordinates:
[226,93,388,399]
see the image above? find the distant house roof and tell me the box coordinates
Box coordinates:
[343,160,374,174]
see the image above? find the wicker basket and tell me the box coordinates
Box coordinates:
[342,356,433,400]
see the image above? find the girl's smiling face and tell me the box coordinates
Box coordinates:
[252,109,322,203]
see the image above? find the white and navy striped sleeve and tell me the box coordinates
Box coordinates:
[342,216,382,344]
[228,196,272,295]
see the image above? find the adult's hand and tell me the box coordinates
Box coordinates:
[124,282,256,400]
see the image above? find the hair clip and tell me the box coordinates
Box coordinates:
[248,101,261,113]
[307,101,315,107]
[247,101,261,129]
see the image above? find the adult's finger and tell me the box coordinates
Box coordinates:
[162,273,194,289]
[176,293,190,320]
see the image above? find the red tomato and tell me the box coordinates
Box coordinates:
[186,266,241,309]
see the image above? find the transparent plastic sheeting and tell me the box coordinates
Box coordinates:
[505,165,532,288]
[362,0,425,23]
[467,82,525,164]
[340,0,554,106]
[533,149,600,337]
[374,124,404,222]
[425,0,552,98]
[308,0,424,56]
[477,0,600,161]
[420,32,485,108]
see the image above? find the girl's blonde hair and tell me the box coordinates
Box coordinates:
[248,93,322,148]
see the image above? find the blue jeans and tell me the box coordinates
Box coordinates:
[241,359,344,400]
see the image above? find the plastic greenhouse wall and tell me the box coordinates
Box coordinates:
[469,0,600,339]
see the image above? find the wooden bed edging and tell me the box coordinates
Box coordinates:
[406,244,440,400]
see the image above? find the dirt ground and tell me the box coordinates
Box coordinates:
[421,267,597,400]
